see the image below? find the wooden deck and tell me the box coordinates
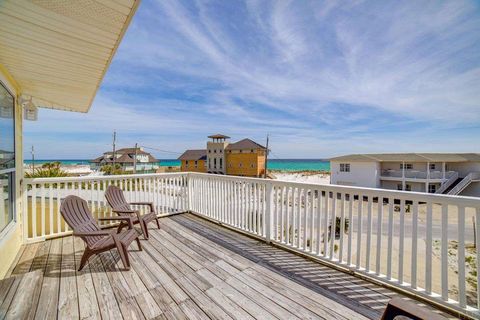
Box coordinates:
[1,213,450,320]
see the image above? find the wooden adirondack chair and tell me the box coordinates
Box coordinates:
[60,195,142,271]
[105,185,160,239]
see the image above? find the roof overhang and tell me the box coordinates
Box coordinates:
[0,0,140,113]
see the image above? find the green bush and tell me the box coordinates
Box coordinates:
[25,162,68,178]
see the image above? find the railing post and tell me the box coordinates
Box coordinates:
[186,173,192,212]
[265,182,273,243]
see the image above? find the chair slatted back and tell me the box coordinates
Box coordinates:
[105,185,132,214]
[60,195,102,247]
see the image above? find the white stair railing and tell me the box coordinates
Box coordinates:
[436,171,459,194]
[448,172,480,195]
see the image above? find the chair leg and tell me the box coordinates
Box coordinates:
[155,217,160,229]
[139,218,149,239]
[136,237,142,251]
[122,244,131,269]
[117,223,125,234]
[78,249,91,271]
[114,239,130,270]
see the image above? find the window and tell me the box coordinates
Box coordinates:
[400,163,413,170]
[340,163,350,172]
[214,149,217,153]
[194,160,198,168]
[429,163,436,170]
[239,150,242,153]
[405,184,411,191]
[428,184,436,193]
[251,149,254,153]
[208,150,211,153]
[0,81,15,233]
[214,158,217,169]
[219,158,223,169]
[397,184,403,191]
[185,160,189,167]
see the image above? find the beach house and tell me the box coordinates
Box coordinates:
[330,153,480,196]
[90,147,159,173]
[178,134,267,177]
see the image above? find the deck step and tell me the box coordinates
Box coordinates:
[0,270,43,319]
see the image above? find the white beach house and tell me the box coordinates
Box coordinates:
[330,153,480,196]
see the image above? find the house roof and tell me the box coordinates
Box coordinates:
[208,134,230,139]
[0,0,140,113]
[91,147,158,164]
[226,138,266,151]
[330,153,480,162]
[178,149,207,161]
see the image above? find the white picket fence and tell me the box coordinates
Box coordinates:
[24,172,480,318]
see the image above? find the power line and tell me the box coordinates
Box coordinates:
[140,145,182,155]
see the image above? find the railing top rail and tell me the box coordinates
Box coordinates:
[187,172,480,207]
[24,172,188,183]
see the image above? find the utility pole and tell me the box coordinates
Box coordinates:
[112,130,117,166]
[264,134,269,178]
[133,142,138,173]
[31,145,35,172]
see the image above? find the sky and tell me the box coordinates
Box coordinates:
[23,0,480,160]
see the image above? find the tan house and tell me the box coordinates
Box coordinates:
[178,149,207,172]
[178,135,267,177]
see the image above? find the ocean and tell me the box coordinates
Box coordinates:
[24,159,331,172]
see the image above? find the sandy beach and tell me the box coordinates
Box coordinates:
[271,170,331,185]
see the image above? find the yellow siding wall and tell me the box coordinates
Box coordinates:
[181,160,207,173]
[226,150,265,177]
[0,66,24,279]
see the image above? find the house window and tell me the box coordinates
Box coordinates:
[185,160,189,167]
[214,158,217,169]
[220,158,223,169]
[194,160,198,168]
[251,149,254,153]
[400,163,413,170]
[429,163,436,170]
[397,184,403,191]
[214,149,217,153]
[405,184,411,191]
[428,184,436,193]
[340,163,350,172]
[208,150,211,153]
[239,150,242,153]
[0,81,15,233]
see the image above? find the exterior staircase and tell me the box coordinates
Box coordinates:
[435,171,459,194]
[447,172,480,195]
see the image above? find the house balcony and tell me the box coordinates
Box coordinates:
[380,170,457,182]
[2,172,479,319]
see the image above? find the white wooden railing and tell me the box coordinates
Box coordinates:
[24,172,480,318]
[23,173,188,242]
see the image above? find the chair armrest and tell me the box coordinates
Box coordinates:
[130,202,155,212]
[99,216,134,229]
[73,230,113,237]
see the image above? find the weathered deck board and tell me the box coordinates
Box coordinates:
[1,213,452,320]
